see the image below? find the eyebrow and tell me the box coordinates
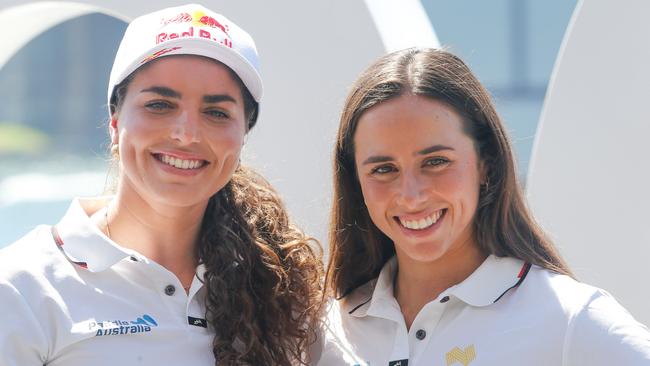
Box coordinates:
[418,144,454,155]
[140,86,237,104]
[361,144,455,165]
[141,86,180,98]
[203,94,237,104]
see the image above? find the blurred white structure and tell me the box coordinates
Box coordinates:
[0,0,438,243]
[3,0,648,325]
[528,0,650,325]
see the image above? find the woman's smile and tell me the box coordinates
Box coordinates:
[151,150,211,177]
[396,208,446,231]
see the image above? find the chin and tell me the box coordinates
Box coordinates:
[395,239,448,263]
[148,186,215,208]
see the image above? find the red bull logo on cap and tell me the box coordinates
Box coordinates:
[195,14,229,35]
[156,10,232,48]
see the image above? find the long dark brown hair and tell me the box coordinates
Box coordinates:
[326,48,571,299]
[111,56,323,365]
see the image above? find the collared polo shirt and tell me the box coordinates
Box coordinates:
[327,255,650,366]
[0,198,213,365]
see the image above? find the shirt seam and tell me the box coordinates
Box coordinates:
[561,289,601,366]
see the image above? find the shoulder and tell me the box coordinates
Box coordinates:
[0,224,71,326]
[518,265,608,313]
[522,268,650,364]
[0,227,56,363]
[563,289,650,364]
[0,225,65,283]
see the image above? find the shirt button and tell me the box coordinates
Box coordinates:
[415,329,426,340]
[164,285,176,296]
[440,296,450,303]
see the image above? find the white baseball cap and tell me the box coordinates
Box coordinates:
[107,3,263,113]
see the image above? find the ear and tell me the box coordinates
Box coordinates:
[109,116,119,145]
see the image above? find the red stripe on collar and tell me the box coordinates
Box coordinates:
[51,226,88,269]
[518,262,532,278]
[493,262,531,303]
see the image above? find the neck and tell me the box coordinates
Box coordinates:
[103,184,207,288]
[394,239,487,330]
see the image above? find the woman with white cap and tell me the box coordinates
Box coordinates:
[0,4,332,365]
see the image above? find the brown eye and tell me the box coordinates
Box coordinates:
[370,165,396,175]
[424,157,450,167]
[145,101,173,112]
[205,109,229,119]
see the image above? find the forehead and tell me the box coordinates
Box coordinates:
[129,55,242,92]
[354,95,470,153]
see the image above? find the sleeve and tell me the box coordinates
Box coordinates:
[0,279,49,366]
[563,291,650,365]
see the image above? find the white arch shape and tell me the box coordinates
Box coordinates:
[0,2,128,71]
[0,1,438,244]
[364,0,439,51]
[528,0,650,324]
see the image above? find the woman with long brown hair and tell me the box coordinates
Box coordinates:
[325,47,650,365]
[0,4,333,365]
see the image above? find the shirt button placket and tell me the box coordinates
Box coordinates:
[164,284,176,296]
[415,329,427,340]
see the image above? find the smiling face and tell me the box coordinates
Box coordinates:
[110,55,247,209]
[354,94,484,265]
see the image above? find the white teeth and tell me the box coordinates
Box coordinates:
[399,210,444,230]
[159,154,203,170]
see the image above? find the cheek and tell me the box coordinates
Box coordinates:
[358,178,392,221]
[221,127,245,149]
[207,125,246,161]
[444,163,482,215]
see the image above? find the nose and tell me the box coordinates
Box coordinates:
[170,110,201,144]
[396,171,428,209]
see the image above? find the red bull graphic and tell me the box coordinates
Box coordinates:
[140,46,182,64]
[197,14,229,35]
[161,12,192,26]
[160,10,230,35]
[156,11,232,48]
[155,28,233,48]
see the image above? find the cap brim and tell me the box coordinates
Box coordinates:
[111,37,263,103]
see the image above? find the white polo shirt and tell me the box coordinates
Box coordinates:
[327,255,650,366]
[0,198,214,365]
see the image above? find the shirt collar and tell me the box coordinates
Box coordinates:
[53,197,133,272]
[341,256,397,318]
[447,255,530,307]
[342,255,531,317]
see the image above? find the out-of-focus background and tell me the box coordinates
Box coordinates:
[3,0,650,326]
[0,0,576,244]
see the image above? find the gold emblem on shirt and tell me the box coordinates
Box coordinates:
[445,344,476,366]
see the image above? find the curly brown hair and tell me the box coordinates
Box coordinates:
[110,56,324,365]
[199,166,323,365]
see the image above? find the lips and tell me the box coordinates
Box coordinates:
[397,209,445,230]
[153,153,208,170]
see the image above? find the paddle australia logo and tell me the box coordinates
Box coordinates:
[91,314,158,337]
